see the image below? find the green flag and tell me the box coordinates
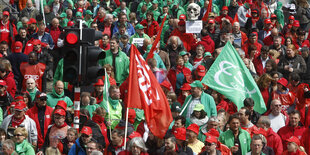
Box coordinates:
[100,69,111,110]
[201,42,267,114]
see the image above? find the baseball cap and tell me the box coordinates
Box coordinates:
[222,6,228,11]
[179,14,186,20]
[204,52,212,57]
[128,131,142,139]
[207,128,220,138]
[208,19,215,24]
[190,80,204,88]
[179,51,189,56]
[2,11,9,16]
[77,8,83,13]
[286,136,300,146]
[135,24,144,30]
[173,127,186,141]
[76,12,82,17]
[277,77,288,87]
[270,14,277,19]
[293,20,300,27]
[180,83,191,91]
[27,18,37,24]
[32,39,41,45]
[205,133,218,143]
[187,123,199,135]
[264,18,272,24]
[0,80,7,86]
[289,15,295,20]
[14,41,23,53]
[54,109,66,116]
[196,65,206,77]
[67,21,74,27]
[59,13,67,18]
[56,100,67,110]
[171,102,182,113]
[193,104,204,112]
[81,126,92,135]
[93,79,104,86]
[85,10,93,15]
[36,92,48,100]
[14,101,27,111]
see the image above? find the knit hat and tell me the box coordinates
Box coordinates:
[14,41,23,53]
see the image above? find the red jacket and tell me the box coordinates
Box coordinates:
[301,128,310,155]
[215,15,233,27]
[293,39,310,50]
[26,104,54,148]
[263,35,284,46]
[140,19,159,38]
[282,149,307,155]
[252,56,271,76]
[167,66,192,91]
[170,29,197,52]
[45,26,62,48]
[266,128,283,155]
[20,62,46,91]
[194,35,215,53]
[0,20,17,44]
[92,114,109,147]
[242,41,262,57]
[1,72,16,98]
[216,99,237,115]
[271,90,296,111]
[277,125,306,150]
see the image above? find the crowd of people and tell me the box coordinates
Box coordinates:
[1,0,310,154]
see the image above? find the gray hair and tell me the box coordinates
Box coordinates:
[167,36,183,47]
[258,116,271,127]
[251,134,266,145]
[2,139,15,150]
[271,99,281,106]
[104,14,113,21]
[208,116,219,123]
[128,137,148,152]
[21,17,29,23]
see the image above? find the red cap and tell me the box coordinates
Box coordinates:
[293,20,300,27]
[222,6,228,11]
[15,96,24,101]
[54,109,66,116]
[0,80,7,86]
[277,77,288,87]
[160,80,171,89]
[27,18,37,24]
[286,136,300,146]
[270,14,277,18]
[179,14,186,20]
[94,79,104,86]
[264,19,272,24]
[67,21,74,27]
[56,100,67,110]
[196,65,206,77]
[208,19,215,24]
[77,8,83,13]
[207,128,220,138]
[180,83,191,91]
[173,127,186,141]
[178,20,185,26]
[128,131,142,139]
[14,41,23,53]
[32,39,41,45]
[14,101,27,111]
[2,11,9,16]
[205,133,218,143]
[187,123,199,135]
[81,126,92,135]
[246,0,252,4]
[251,10,258,13]
[289,15,295,20]
[252,128,267,137]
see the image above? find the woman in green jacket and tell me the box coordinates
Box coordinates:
[14,127,35,155]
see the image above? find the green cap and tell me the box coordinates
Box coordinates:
[171,102,182,113]
[85,10,93,15]
[190,80,204,88]
[179,51,189,56]
[59,12,67,18]
[76,12,82,17]
[193,104,205,112]
[204,52,212,57]
[135,24,144,29]
[152,0,159,4]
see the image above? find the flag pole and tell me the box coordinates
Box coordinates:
[123,107,129,150]
[179,96,192,115]
[104,68,112,139]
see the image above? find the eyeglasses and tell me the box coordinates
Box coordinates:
[14,134,23,137]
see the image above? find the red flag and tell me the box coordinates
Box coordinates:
[128,45,173,138]
[202,0,213,22]
[146,15,167,61]
[233,14,239,24]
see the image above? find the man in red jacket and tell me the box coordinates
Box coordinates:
[301,127,310,154]
[0,11,17,45]
[26,93,54,149]
[253,46,271,76]
[194,28,215,53]
[170,20,197,52]
[215,6,233,27]
[257,116,283,155]
[277,110,306,150]
[242,32,262,56]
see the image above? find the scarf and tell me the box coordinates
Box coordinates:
[11,116,26,128]
[54,122,67,129]
[251,16,259,26]
[108,97,119,109]
[176,65,183,74]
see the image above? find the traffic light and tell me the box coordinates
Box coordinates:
[84,46,105,84]
[62,28,80,84]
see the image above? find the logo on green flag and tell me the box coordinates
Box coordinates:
[201,42,266,114]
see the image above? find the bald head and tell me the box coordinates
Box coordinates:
[26,78,36,90]
[27,0,33,7]
[143,39,151,47]
[271,28,278,36]
[52,18,60,28]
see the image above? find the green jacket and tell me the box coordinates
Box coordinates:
[185,62,193,71]
[143,52,166,70]
[181,92,217,118]
[137,1,153,12]
[169,6,186,19]
[219,128,251,155]
[99,49,129,84]
[15,140,35,155]
[27,88,39,102]
[46,89,73,108]
[84,18,93,28]
[147,7,162,21]
[81,104,100,118]
[60,18,69,28]
[101,97,122,129]
[53,59,69,89]
[113,7,131,18]
[129,33,151,44]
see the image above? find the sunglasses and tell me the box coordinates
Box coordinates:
[205,142,214,146]
[14,134,23,137]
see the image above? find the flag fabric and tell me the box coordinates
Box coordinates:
[128,45,173,138]
[201,42,267,114]
[146,15,167,61]
[100,69,111,110]
[233,13,239,23]
[202,0,213,22]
